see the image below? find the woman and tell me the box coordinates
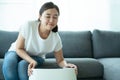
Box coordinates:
[2,2,78,80]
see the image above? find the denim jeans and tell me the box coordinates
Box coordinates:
[2,51,44,80]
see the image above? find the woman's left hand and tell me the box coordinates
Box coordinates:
[65,63,78,75]
[28,60,37,76]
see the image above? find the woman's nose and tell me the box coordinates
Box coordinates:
[49,18,54,22]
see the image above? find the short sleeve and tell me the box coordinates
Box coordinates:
[54,34,63,52]
[19,22,29,39]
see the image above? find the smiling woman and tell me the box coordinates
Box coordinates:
[0,0,111,31]
[2,2,78,80]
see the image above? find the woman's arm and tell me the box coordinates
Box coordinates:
[16,33,35,63]
[54,49,78,74]
[16,33,37,76]
[54,49,67,67]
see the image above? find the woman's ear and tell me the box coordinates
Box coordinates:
[39,15,42,21]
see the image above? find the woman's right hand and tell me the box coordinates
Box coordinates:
[28,60,37,76]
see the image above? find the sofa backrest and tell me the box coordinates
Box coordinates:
[0,30,93,58]
[0,30,18,58]
[93,29,120,58]
[46,31,93,58]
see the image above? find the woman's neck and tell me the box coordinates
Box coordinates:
[39,25,50,39]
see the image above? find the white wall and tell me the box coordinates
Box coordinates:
[110,0,120,31]
[0,0,36,31]
[60,0,110,31]
[0,0,120,31]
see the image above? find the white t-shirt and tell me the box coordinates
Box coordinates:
[9,20,62,58]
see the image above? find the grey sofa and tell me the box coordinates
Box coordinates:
[0,29,120,80]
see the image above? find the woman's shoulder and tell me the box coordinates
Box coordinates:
[51,32,61,40]
[21,20,39,29]
[21,20,38,26]
[51,32,59,36]
[26,20,39,25]
[19,20,39,34]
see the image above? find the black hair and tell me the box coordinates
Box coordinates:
[39,2,60,32]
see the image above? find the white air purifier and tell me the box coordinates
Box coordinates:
[29,68,77,80]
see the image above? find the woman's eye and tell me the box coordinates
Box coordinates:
[45,16,58,19]
[46,16,50,18]
[53,16,58,19]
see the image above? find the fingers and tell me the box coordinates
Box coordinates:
[28,63,36,76]
[28,68,33,76]
[28,63,33,76]
[66,63,76,68]
[65,63,78,75]
[74,68,78,75]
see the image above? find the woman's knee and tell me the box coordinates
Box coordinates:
[18,60,29,80]
[3,51,19,74]
[2,51,19,80]
[4,51,18,59]
[3,51,19,64]
[18,60,29,69]
[18,60,29,74]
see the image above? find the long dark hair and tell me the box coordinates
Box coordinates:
[38,2,60,32]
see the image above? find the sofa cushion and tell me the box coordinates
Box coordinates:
[65,58,103,79]
[0,30,18,58]
[0,59,4,80]
[98,58,120,80]
[40,58,103,79]
[46,31,93,58]
[93,29,120,58]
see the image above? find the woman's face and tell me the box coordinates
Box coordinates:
[39,8,59,31]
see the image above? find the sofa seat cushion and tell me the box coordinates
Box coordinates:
[65,58,103,79]
[0,59,4,80]
[41,58,103,79]
[98,58,120,80]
